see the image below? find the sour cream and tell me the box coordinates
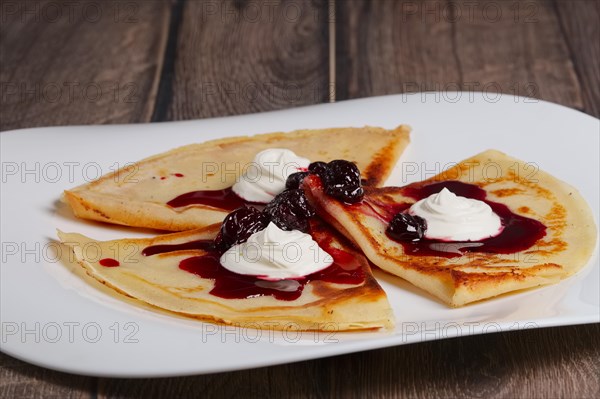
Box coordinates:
[220,222,333,280]
[232,149,310,203]
[409,187,503,241]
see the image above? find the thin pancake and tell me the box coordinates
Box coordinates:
[304,149,597,307]
[64,125,410,231]
[58,220,393,331]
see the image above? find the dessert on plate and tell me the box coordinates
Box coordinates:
[303,150,597,306]
[58,124,597,331]
[59,125,411,331]
[59,202,394,331]
[63,125,410,231]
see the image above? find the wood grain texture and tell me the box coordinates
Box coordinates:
[92,324,600,399]
[451,0,582,109]
[555,0,600,117]
[0,352,92,399]
[0,0,170,131]
[328,324,600,399]
[162,0,329,120]
[336,0,583,111]
[0,0,170,394]
[336,0,461,100]
[1,0,599,397]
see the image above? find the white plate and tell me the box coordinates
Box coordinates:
[1,93,598,377]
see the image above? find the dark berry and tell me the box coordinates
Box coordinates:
[308,162,331,182]
[285,171,310,190]
[214,207,270,251]
[386,213,427,242]
[323,160,364,203]
[263,189,315,233]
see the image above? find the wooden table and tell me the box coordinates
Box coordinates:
[1,1,598,397]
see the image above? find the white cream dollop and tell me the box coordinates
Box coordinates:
[220,222,333,280]
[409,187,503,241]
[232,148,310,203]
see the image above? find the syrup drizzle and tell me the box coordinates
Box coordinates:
[141,240,215,256]
[141,224,365,301]
[166,187,253,210]
[99,258,120,267]
[384,181,547,258]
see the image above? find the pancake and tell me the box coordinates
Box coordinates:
[57,219,393,331]
[64,125,410,231]
[304,149,597,307]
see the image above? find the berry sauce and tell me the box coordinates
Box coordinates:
[99,258,120,267]
[166,187,251,210]
[384,181,547,257]
[141,240,215,256]
[141,222,365,301]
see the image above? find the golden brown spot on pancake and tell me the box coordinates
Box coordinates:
[452,268,527,289]
[502,170,554,199]
[169,286,205,294]
[518,206,531,214]
[363,140,398,186]
[492,188,525,197]
[434,161,482,183]
[544,204,567,231]
[92,208,111,220]
[303,275,384,310]
[527,238,567,256]
[78,199,91,211]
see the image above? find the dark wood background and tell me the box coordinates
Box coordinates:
[1,0,599,397]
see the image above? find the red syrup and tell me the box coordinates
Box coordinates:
[352,200,411,224]
[99,258,120,267]
[142,224,365,301]
[141,240,215,256]
[384,181,547,258]
[166,187,256,210]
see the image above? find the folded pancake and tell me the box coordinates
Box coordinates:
[304,149,597,307]
[64,125,410,231]
[57,219,393,331]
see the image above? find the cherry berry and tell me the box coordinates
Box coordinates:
[323,160,364,203]
[214,207,270,251]
[263,189,315,232]
[386,213,427,242]
[285,171,310,190]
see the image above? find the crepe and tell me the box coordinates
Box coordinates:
[64,125,410,231]
[304,149,597,307]
[58,219,393,331]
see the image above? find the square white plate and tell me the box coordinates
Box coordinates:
[1,93,598,377]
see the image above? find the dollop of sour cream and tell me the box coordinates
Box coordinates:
[220,222,333,280]
[409,187,504,241]
[232,148,310,203]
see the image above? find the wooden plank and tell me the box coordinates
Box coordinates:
[0,0,171,396]
[0,0,170,131]
[95,324,600,398]
[451,0,582,109]
[98,357,332,398]
[321,324,600,399]
[163,0,330,120]
[0,353,93,399]
[555,0,600,117]
[335,0,461,100]
[336,0,583,110]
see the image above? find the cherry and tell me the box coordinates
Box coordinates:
[214,207,270,251]
[386,213,427,242]
[308,161,330,181]
[285,171,310,190]
[322,160,364,203]
[263,189,315,232]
